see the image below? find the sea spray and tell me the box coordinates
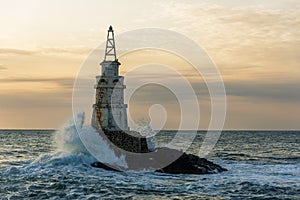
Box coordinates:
[31,113,127,169]
[1,130,299,199]
[29,113,94,168]
[131,118,156,151]
[78,125,128,168]
[54,113,89,154]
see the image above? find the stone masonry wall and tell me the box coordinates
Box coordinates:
[103,130,149,153]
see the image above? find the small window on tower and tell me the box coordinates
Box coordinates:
[114,67,118,76]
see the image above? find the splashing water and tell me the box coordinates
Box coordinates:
[1,128,299,199]
[131,117,156,151]
[54,113,89,154]
[32,112,128,169]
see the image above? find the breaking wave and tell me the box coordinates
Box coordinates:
[1,127,299,199]
[30,112,128,170]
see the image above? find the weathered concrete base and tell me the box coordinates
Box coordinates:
[103,130,149,153]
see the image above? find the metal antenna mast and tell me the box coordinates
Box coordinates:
[104,25,117,61]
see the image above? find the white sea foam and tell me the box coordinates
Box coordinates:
[54,113,89,155]
[78,124,128,169]
[131,118,156,151]
[31,112,128,169]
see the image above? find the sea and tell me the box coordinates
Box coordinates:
[0,122,299,199]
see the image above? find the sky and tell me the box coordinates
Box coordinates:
[0,0,299,130]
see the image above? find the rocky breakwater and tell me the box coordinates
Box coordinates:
[155,149,227,174]
[91,132,227,174]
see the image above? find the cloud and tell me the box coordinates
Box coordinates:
[153,3,299,50]
[125,75,300,103]
[224,80,300,102]
[130,2,300,89]
[41,47,92,55]
[0,47,92,56]
[0,77,75,89]
[0,77,76,111]
[0,48,36,55]
[0,64,7,70]
[0,90,71,109]
[190,79,300,103]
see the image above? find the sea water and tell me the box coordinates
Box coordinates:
[0,124,299,199]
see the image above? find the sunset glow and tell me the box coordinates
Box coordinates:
[0,0,299,129]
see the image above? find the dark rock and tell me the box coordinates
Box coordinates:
[155,152,227,174]
[91,162,122,172]
[91,147,227,175]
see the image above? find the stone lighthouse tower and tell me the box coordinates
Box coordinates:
[92,26,149,153]
[92,25,128,131]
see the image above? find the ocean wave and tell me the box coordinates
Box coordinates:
[1,128,300,199]
[215,151,300,164]
[4,113,128,174]
[54,113,127,168]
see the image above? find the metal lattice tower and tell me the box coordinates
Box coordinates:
[104,25,117,61]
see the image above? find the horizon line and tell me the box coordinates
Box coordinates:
[0,128,299,132]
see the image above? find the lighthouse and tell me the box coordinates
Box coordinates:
[92,26,149,153]
[92,25,128,131]
[90,26,227,173]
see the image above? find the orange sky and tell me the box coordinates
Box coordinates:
[0,0,299,130]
